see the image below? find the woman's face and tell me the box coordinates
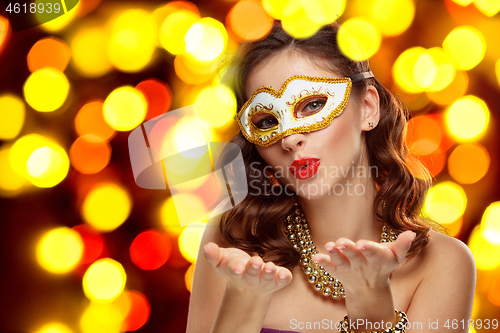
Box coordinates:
[246,51,378,200]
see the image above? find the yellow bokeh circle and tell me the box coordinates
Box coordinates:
[160,197,185,236]
[0,145,27,194]
[337,17,381,61]
[26,145,70,188]
[371,0,415,36]
[452,0,473,5]
[23,68,70,112]
[443,26,486,71]
[170,192,208,228]
[9,134,53,178]
[468,227,500,271]
[184,18,227,62]
[9,133,69,188]
[423,181,467,224]
[82,183,132,232]
[36,227,83,274]
[195,85,236,128]
[178,221,207,263]
[0,94,25,140]
[392,46,426,93]
[281,1,324,39]
[262,0,290,19]
[481,202,500,244]
[160,10,200,55]
[83,258,127,303]
[103,86,147,131]
[71,25,112,78]
[107,9,157,73]
[411,47,455,92]
[304,0,345,25]
[80,295,131,333]
[36,322,73,333]
[445,95,489,142]
[424,47,456,92]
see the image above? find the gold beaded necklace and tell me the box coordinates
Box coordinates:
[285,203,398,300]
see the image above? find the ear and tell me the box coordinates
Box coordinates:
[360,85,380,132]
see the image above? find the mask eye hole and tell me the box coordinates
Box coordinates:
[295,96,327,118]
[251,113,279,130]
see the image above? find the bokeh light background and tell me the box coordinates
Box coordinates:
[1,0,500,332]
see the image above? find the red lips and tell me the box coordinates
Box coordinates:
[289,157,321,180]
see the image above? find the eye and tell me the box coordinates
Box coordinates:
[295,96,327,118]
[251,113,279,130]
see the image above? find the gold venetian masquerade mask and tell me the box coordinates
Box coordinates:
[236,72,374,147]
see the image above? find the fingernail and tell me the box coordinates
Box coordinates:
[410,232,416,241]
[279,273,287,280]
[203,245,208,254]
[252,263,260,269]
[265,268,273,273]
[359,246,366,251]
[336,245,345,250]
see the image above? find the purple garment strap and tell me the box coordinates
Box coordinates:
[261,328,300,333]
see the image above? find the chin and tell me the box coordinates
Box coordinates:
[291,175,367,200]
[287,177,334,200]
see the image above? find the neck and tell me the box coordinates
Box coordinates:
[297,176,382,252]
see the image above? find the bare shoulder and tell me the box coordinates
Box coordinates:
[404,229,476,331]
[421,230,476,274]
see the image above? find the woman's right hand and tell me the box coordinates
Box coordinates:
[203,242,293,296]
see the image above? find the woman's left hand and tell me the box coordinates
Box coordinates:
[311,230,416,328]
[311,230,416,294]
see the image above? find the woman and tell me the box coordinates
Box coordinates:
[187,22,475,333]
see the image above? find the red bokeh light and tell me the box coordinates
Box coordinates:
[123,290,151,331]
[136,78,173,120]
[130,229,172,270]
[72,224,105,264]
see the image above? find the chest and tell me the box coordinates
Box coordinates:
[262,262,422,333]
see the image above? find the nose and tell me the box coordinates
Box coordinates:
[281,133,305,152]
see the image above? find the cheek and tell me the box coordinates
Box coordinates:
[255,145,282,168]
[314,112,362,155]
[317,120,352,144]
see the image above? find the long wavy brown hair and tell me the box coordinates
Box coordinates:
[216,21,435,270]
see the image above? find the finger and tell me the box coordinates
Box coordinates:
[312,253,331,265]
[338,240,367,268]
[261,262,277,283]
[388,230,416,263]
[245,256,264,278]
[325,241,336,252]
[355,240,387,266]
[311,253,337,273]
[335,238,355,251]
[276,267,293,286]
[227,258,246,276]
[203,242,223,268]
[327,246,350,268]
